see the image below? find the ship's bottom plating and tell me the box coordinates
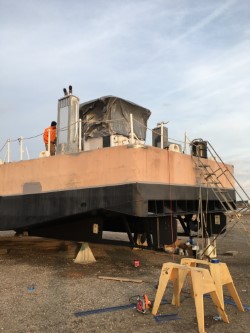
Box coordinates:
[0,183,234,248]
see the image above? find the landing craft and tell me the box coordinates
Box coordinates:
[0,87,245,251]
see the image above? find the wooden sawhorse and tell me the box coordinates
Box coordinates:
[152,262,229,333]
[180,258,244,312]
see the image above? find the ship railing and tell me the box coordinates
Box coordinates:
[190,139,250,259]
[0,116,186,163]
[0,133,43,163]
[206,141,250,215]
[191,140,250,217]
[133,117,185,151]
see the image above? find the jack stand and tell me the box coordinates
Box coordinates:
[203,238,217,259]
[134,233,148,246]
[152,262,229,333]
[180,258,244,312]
[74,242,96,264]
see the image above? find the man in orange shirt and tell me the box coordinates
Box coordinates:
[43,121,57,156]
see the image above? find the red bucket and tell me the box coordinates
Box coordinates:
[134,259,140,267]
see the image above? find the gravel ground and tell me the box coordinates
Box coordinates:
[0,217,249,333]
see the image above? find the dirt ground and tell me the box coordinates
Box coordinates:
[0,217,249,333]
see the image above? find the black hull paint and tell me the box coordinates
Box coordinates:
[0,183,235,249]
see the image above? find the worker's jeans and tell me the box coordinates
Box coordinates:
[45,144,56,156]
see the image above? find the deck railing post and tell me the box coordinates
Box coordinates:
[19,136,23,161]
[7,139,10,162]
[130,113,134,144]
[160,122,164,149]
[48,129,51,155]
[78,119,82,151]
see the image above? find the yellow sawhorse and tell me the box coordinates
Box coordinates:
[152,262,229,333]
[180,258,244,312]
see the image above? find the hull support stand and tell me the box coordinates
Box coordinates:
[74,242,96,264]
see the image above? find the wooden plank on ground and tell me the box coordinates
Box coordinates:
[98,276,143,283]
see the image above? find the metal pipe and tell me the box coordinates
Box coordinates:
[160,123,164,149]
[184,132,187,154]
[157,121,169,149]
[26,147,30,160]
[19,136,23,160]
[78,119,82,151]
[130,113,134,144]
[48,129,51,155]
[75,102,78,140]
[7,139,10,162]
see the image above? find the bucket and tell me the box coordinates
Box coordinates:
[211,258,220,264]
[134,259,140,267]
[192,139,207,159]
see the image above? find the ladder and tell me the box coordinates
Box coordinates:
[191,140,250,220]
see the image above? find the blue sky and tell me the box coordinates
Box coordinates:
[0,0,249,197]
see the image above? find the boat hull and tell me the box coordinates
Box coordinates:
[0,145,236,249]
[0,182,234,248]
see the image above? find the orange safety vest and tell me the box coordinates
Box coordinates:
[43,126,57,144]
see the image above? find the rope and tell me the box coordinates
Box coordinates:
[24,133,43,140]
[0,140,8,153]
